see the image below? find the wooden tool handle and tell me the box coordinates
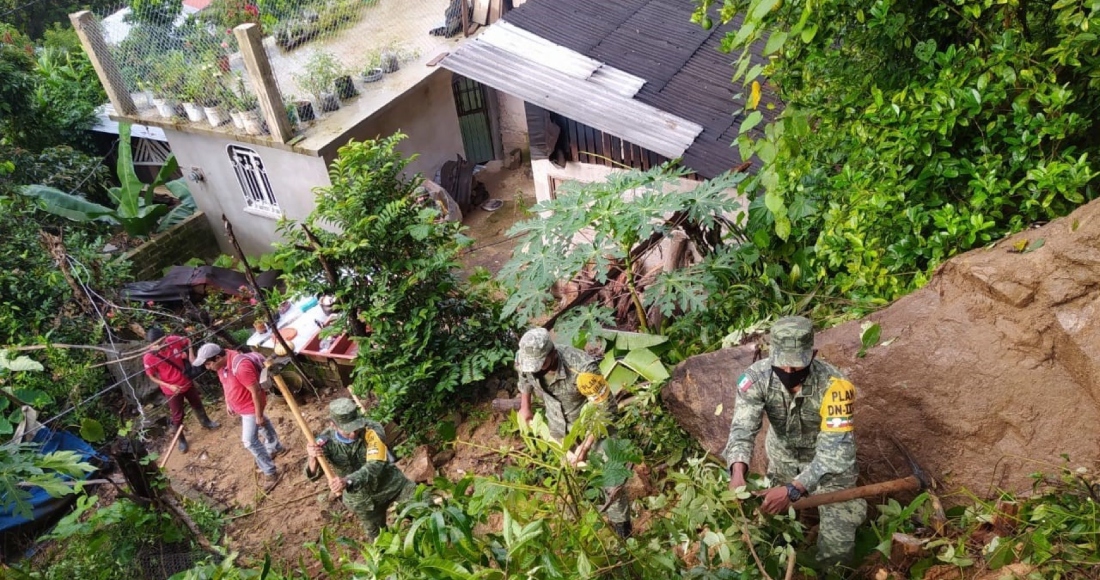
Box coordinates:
[267,362,339,489]
[792,475,921,510]
[158,423,186,469]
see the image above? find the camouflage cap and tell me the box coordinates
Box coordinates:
[515,328,554,373]
[770,316,815,368]
[329,398,368,433]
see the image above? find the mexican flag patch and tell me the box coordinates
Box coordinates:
[737,374,753,393]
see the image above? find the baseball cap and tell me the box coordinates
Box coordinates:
[329,398,368,433]
[770,316,814,368]
[515,328,554,373]
[191,343,224,367]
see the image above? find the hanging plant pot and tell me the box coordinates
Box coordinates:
[294,100,316,123]
[205,105,230,127]
[361,68,383,83]
[334,75,358,100]
[317,92,340,113]
[152,97,178,118]
[182,102,206,123]
[241,109,267,136]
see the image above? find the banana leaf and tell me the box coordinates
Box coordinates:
[20,185,116,223]
[617,347,670,384]
[156,178,197,233]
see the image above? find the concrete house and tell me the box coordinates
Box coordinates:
[440,0,773,202]
[73,0,515,256]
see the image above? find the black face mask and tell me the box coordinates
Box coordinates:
[772,364,812,390]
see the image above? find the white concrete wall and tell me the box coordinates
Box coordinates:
[321,69,465,182]
[530,159,747,272]
[162,128,331,256]
[497,91,529,156]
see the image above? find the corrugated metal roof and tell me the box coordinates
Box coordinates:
[501,0,776,178]
[443,28,703,158]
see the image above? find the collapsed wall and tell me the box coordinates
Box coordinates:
[664,198,1100,497]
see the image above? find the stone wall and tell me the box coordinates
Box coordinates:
[121,211,221,281]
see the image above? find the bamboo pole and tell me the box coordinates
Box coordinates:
[265,359,340,495]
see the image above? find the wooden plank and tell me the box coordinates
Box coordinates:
[70,11,135,116]
[234,23,293,143]
[602,131,612,167]
[473,0,489,25]
[426,52,450,67]
[568,118,579,163]
[488,0,503,24]
[461,0,470,37]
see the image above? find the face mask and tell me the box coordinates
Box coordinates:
[772,364,812,390]
[333,430,357,444]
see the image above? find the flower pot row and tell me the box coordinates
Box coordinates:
[146,95,268,136]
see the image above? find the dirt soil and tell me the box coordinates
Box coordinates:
[665,197,1100,499]
[457,164,535,277]
[160,390,512,572]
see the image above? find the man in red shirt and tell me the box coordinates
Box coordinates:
[143,327,220,453]
[193,342,287,492]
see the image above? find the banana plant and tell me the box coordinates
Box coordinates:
[20,123,193,237]
[595,329,672,395]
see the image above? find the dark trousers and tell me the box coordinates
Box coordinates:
[167,386,205,426]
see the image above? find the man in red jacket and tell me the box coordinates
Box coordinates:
[143,327,219,453]
[193,343,287,492]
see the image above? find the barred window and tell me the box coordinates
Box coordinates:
[227,145,280,217]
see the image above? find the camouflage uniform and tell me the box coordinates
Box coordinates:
[723,318,866,564]
[517,342,630,527]
[305,421,415,538]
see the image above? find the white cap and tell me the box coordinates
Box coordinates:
[191,343,224,366]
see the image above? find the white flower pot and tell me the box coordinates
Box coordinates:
[182,102,205,123]
[152,97,178,118]
[241,109,267,136]
[131,92,153,111]
[204,105,229,127]
[230,110,246,130]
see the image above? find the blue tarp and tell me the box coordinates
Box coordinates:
[0,428,106,533]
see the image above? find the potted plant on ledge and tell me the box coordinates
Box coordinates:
[294,51,345,114]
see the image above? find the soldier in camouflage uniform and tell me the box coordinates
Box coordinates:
[515,328,633,538]
[305,399,416,539]
[723,316,866,564]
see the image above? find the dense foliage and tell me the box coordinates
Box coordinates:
[275,135,514,429]
[0,24,105,152]
[0,0,115,40]
[695,0,1100,303]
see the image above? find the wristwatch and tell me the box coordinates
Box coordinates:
[785,483,804,502]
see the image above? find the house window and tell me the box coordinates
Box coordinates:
[227,145,280,217]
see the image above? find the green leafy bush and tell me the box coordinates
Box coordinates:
[274,134,514,429]
[698,0,1100,302]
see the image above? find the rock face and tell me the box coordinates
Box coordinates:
[664,199,1100,496]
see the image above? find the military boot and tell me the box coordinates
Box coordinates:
[177,431,189,453]
[195,407,220,430]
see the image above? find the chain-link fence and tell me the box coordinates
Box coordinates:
[86,0,459,138]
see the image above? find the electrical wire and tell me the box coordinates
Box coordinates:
[18,298,261,441]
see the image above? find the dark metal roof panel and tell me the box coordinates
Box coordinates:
[504,0,778,178]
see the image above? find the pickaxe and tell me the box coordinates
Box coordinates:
[791,436,933,510]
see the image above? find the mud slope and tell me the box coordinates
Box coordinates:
[665,198,1100,496]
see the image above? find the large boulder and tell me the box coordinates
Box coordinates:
[664,199,1100,496]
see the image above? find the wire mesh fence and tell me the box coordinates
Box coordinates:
[85,0,462,139]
